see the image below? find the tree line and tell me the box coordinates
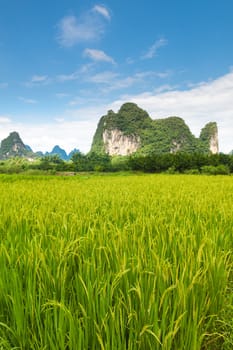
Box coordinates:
[0,151,233,175]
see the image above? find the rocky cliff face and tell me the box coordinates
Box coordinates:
[209,129,219,154]
[103,129,140,156]
[91,103,219,156]
[199,122,219,154]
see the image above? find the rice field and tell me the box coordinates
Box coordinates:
[0,173,232,349]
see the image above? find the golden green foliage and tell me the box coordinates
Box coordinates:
[0,174,232,349]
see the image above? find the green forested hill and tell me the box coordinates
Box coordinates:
[0,131,32,159]
[91,102,218,155]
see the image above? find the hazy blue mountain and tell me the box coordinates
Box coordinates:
[45,145,69,160]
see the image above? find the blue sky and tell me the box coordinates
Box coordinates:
[0,0,233,153]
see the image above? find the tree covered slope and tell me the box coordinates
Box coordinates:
[91,103,218,155]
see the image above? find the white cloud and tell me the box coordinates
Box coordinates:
[0,116,11,124]
[0,119,96,154]
[126,57,135,64]
[57,15,95,46]
[153,84,178,93]
[24,121,97,153]
[55,93,70,98]
[68,96,103,107]
[107,76,137,90]
[87,71,118,84]
[57,70,80,82]
[56,64,95,82]
[0,104,112,153]
[24,75,50,87]
[93,5,111,20]
[84,48,115,64]
[18,97,38,104]
[57,5,110,47]
[87,70,170,92]
[31,75,48,83]
[134,71,171,79]
[112,70,233,153]
[2,71,233,154]
[142,38,168,59]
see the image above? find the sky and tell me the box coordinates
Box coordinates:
[0,0,233,154]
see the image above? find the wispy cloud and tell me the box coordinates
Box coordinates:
[0,82,8,89]
[56,64,95,82]
[57,15,96,47]
[31,75,48,83]
[83,48,115,64]
[87,71,118,84]
[57,71,80,82]
[55,93,70,98]
[86,70,170,92]
[68,96,104,107]
[0,115,11,124]
[24,75,50,87]
[93,5,111,20]
[142,38,168,59]
[153,84,178,94]
[57,5,111,47]
[134,71,171,79]
[18,97,38,104]
[126,57,135,65]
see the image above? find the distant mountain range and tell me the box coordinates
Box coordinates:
[44,145,79,161]
[0,131,79,160]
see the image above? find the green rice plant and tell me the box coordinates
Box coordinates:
[0,174,232,349]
